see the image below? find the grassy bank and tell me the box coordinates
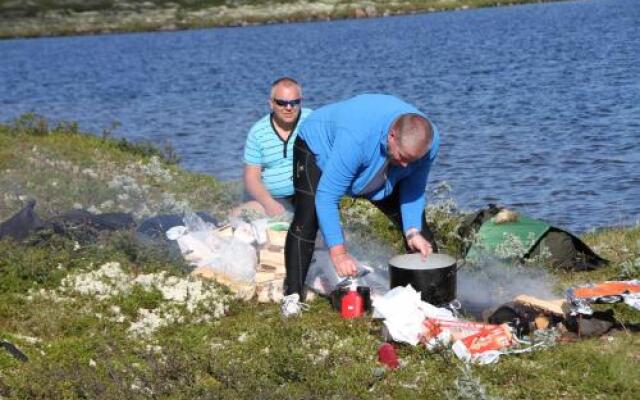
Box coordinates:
[1,116,639,399]
[0,114,235,222]
[0,0,561,39]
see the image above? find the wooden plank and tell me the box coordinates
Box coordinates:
[267,244,284,252]
[191,266,255,301]
[267,229,287,248]
[259,248,285,272]
[534,315,550,330]
[215,225,233,238]
[190,266,286,303]
[257,264,285,276]
[513,295,566,316]
[260,265,285,276]
[255,271,276,284]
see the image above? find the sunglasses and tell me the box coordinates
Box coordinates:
[273,98,302,108]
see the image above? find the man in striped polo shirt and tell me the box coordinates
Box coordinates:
[239,77,312,217]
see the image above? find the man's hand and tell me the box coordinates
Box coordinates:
[329,245,358,277]
[407,230,433,258]
[264,199,286,217]
[244,165,286,217]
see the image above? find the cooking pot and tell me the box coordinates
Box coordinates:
[388,253,457,305]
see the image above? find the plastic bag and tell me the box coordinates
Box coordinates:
[268,210,294,223]
[372,285,455,345]
[228,217,272,246]
[251,218,269,246]
[304,250,390,299]
[183,211,216,232]
[623,293,640,310]
[166,217,256,284]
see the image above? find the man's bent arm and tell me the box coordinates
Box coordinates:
[315,132,363,247]
[244,165,280,211]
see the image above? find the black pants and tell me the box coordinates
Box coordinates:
[284,136,438,298]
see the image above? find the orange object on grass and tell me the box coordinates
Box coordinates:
[571,281,640,299]
[420,318,502,344]
[459,325,513,355]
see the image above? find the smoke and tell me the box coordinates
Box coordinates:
[457,256,560,317]
[343,228,395,269]
[304,229,394,297]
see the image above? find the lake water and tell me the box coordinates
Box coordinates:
[1,0,639,233]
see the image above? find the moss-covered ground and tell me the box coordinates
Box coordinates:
[0,116,639,399]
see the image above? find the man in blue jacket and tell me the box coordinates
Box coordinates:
[281,94,441,317]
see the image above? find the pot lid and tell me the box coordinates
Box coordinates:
[389,253,456,270]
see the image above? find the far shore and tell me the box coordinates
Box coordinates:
[0,0,563,40]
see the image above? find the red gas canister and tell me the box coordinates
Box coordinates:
[341,284,364,319]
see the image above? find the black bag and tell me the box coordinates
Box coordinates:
[0,200,49,241]
[50,209,136,242]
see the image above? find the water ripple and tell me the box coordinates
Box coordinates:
[1,0,639,233]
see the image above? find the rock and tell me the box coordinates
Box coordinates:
[365,5,377,17]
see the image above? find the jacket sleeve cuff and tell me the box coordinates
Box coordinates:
[323,231,344,248]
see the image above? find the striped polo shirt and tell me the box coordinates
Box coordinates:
[243,108,312,198]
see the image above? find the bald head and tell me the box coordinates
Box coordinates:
[393,114,433,153]
[270,77,302,99]
[269,77,303,128]
[387,114,433,167]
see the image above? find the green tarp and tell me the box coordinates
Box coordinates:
[466,215,551,260]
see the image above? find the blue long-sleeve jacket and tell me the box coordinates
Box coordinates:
[298,94,440,247]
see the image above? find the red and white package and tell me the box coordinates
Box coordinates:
[569,280,640,300]
[452,324,513,364]
[420,318,493,345]
[567,280,640,315]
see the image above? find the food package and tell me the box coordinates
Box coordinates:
[420,318,491,346]
[570,280,640,299]
[452,324,513,364]
[567,280,640,315]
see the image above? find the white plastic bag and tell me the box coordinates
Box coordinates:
[228,217,271,246]
[183,211,216,232]
[173,228,222,266]
[372,285,455,345]
[251,218,269,246]
[166,216,257,284]
[304,250,336,294]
